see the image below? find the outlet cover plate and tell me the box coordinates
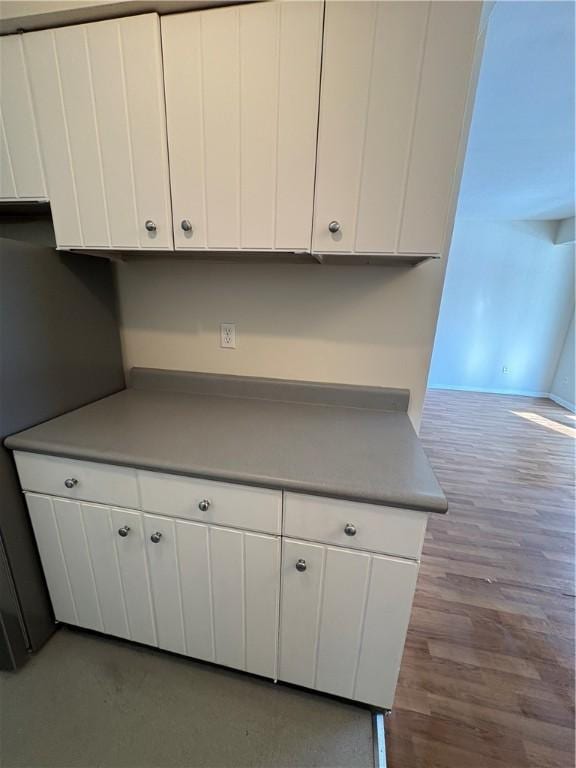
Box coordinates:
[220,323,237,349]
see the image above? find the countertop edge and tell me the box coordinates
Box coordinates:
[5,439,448,515]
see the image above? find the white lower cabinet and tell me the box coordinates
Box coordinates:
[279,538,419,710]
[25,493,280,679]
[23,471,423,709]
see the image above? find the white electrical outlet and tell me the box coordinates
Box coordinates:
[220,323,237,349]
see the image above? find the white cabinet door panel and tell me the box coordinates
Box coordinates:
[244,532,280,678]
[23,14,172,249]
[397,1,481,254]
[0,35,46,199]
[313,0,481,257]
[82,503,130,640]
[162,2,322,251]
[278,538,325,688]
[209,526,245,670]
[23,29,83,246]
[279,539,419,709]
[354,555,419,707]
[52,498,103,632]
[84,20,140,247]
[25,493,77,625]
[119,13,173,249]
[354,1,429,254]
[175,521,280,678]
[111,508,157,647]
[51,25,110,247]
[314,547,371,699]
[144,514,186,655]
[175,521,215,662]
[311,2,376,254]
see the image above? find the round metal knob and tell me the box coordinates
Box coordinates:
[64,478,78,489]
[328,220,341,234]
[145,220,157,232]
[118,526,130,537]
[344,523,357,537]
[150,532,162,544]
[198,499,211,512]
[181,219,193,233]
[295,559,307,572]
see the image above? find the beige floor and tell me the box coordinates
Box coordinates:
[0,626,373,768]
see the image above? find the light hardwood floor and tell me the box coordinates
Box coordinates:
[388,390,575,768]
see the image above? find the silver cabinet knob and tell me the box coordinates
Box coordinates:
[150,532,162,544]
[64,478,78,489]
[198,499,211,512]
[295,559,307,572]
[344,523,357,536]
[145,220,157,232]
[118,526,130,537]
[181,219,193,233]
[328,221,341,233]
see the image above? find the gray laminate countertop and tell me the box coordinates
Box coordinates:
[5,368,447,513]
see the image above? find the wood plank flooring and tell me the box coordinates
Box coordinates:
[388,391,575,768]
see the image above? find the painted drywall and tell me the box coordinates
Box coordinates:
[458,1,575,220]
[116,257,449,429]
[550,315,575,411]
[428,219,575,396]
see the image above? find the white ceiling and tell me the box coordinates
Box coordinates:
[457,0,575,221]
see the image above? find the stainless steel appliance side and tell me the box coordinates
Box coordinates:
[0,229,125,668]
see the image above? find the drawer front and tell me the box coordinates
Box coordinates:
[14,452,139,509]
[138,470,282,535]
[283,493,427,560]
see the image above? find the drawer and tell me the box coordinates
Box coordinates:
[138,470,282,535]
[283,493,428,560]
[13,452,139,509]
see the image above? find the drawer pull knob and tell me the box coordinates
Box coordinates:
[145,219,157,232]
[344,523,357,537]
[64,478,78,489]
[150,532,163,544]
[295,559,307,572]
[198,499,211,512]
[118,526,130,537]
[181,219,193,233]
[328,220,341,234]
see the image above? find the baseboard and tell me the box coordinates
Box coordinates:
[427,385,549,398]
[549,393,576,413]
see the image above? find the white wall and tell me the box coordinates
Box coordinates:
[116,257,448,429]
[551,315,575,411]
[428,219,575,397]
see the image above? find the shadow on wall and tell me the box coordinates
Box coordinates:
[116,260,417,341]
[428,218,575,399]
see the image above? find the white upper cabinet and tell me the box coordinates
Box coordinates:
[161,1,323,251]
[22,14,173,249]
[0,34,46,200]
[312,1,482,257]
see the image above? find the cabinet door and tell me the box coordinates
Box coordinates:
[168,520,280,678]
[162,1,322,251]
[111,508,157,647]
[312,1,481,256]
[23,13,173,249]
[25,494,157,646]
[0,35,46,200]
[279,539,419,709]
